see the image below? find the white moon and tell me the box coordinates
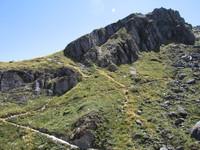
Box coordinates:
[112,8,116,13]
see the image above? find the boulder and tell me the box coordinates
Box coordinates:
[191,121,200,140]
[195,99,200,103]
[160,101,170,107]
[135,119,142,125]
[186,79,196,84]
[54,76,79,96]
[171,61,185,68]
[178,106,188,118]
[178,73,187,80]
[181,54,192,62]
[175,118,184,126]
[73,130,95,149]
[160,146,168,150]
[71,111,102,149]
[175,147,184,150]
[168,112,178,118]
[136,110,143,115]
[108,63,118,72]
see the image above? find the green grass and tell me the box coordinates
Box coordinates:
[0,50,74,71]
[0,97,51,118]
[0,120,72,150]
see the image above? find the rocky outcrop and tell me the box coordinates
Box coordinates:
[0,70,34,92]
[64,8,195,67]
[0,67,82,103]
[71,111,103,149]
[54,75,79,96]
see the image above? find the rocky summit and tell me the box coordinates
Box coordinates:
[64,8,195,67]
[0,8,200,150]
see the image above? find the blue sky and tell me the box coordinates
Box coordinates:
[0,0,199,62]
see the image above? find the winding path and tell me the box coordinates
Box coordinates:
[0,103,79,150]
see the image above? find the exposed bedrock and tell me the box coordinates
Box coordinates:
[64,8,195,67]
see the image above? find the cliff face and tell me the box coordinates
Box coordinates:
[64,8,195,67]
[0,67,81,104]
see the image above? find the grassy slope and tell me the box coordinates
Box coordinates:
[1,38,200,149]
[0,120,73,150]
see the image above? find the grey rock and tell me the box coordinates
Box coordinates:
[33,80,40,95]
[161,130,171,138]
[175,147,184,150]
[136,110,143,115]
[186,79,196,84]
[193,72,200,77]
[64,8,195,67]
[45,67,81,96]
[160,146,168,150]
[175,118,184,126]
[171,44,180,49]
[168,112,178,118]
[195,99,200,103]
[47,89,54,96]
[180,83,188,89]
[193,45,200,48]
[0,67,82,104]
[54,76,78,96]
[150,58,162,62]
[73,130,95,149]
[63,111,70,116]
[0,70,34,93]
[178,73,187,80]
[164,95,172,100]
[167,147,175,150]
[108,63,118,72]
[1,71,24,92]
[171,61,185,68]
[191,121,200,140]
[132,134,142,140]
[71,112,102,149]
[54,67,75,78]
[187,63,199,68]
[178,106,188,118]
[176,94,186,98]
[135,119,142,125]
[168,136,173,140]
[181,54,192,62]
[172,88,183,93]
[192,54,200,59]
[161,101,170,107]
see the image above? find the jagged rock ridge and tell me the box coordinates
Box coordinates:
[64,8,195,67]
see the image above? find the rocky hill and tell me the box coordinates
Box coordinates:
[64,8,194,67]
[0,8,199,150]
